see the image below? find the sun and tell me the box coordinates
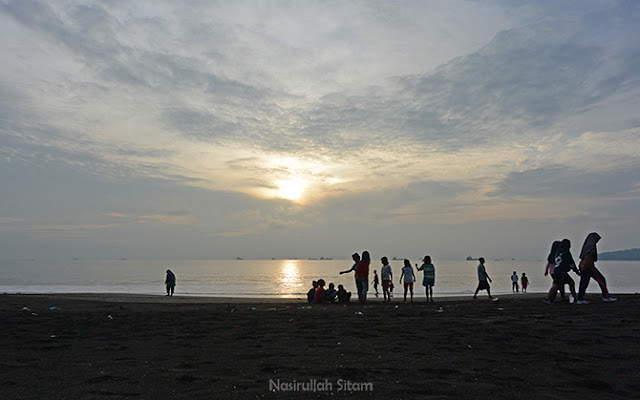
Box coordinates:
[277,179,306,201]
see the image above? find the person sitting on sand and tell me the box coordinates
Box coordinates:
[165,269,176,296]
[380,257,393,302]
[314,279,326,304]
[399,259,415,303]
[324,283,338,303]
[337,284,351,303]
[511,271,519,292]
[545,239,579,304]
[307,281,318,303]
[372,270,380,297]
[521,273,529,293]
[473,258,493,300]
[417,255,435,302]
[577,232,617,304]
[339,253,362,300]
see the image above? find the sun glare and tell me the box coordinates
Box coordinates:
[277,179,306,201]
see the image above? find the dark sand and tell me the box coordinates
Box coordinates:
[1,293,639,399]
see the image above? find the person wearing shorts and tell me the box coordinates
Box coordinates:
[399,259,415,303]
[473,258,493,299]
[417,255,435,302]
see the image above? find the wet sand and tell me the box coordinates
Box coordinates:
[1,293,639,399]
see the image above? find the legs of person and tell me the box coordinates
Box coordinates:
[429,285,434,301]
[578,269,591,300]
[356,279,363,302]
[409,282,414,302]
[166,285,170,296]
[403,282,408,302]
[591,266,611,298]
[361,279,369,302]
[171,285,174,296]
[474,283,480,299]
[547,283,558,302]
[566,276,577,299]
[487,286,492,299]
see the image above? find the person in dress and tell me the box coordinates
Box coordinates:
[165,269,176,296]
[577,232,617,304]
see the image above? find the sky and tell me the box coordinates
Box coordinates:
[1,0,639,261]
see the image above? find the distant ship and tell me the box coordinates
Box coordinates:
[236,257,243,260]
[466,256,476,261]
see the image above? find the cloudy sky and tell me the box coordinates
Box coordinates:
[1,0,639,261]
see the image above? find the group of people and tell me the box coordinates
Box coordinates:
[544,232,616,304]
[510,271,529,293]
[308,251,436,304]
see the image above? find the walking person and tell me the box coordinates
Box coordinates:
[511,271,519,292]
[545,239,579,304]
[544,241,566,301]
[417,255,435,302]
[380,257,393,302]
[577,232,617,304]
[399,259,415,303]
[355,251,371,303]
[340,253,362,301]
[165,269,176,296]
[473,258,494,300]
[372,270,380,297]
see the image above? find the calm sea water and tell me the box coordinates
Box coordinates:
[1,258,638,298]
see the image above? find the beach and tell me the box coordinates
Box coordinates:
[1,293,639,399]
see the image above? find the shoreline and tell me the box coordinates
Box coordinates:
[2,291,554,304]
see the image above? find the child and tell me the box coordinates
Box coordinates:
[399,259,415,303]
[324,283,338,303]
[314,279,326,304]
[380,257,393,302]
[337,284,351,303]
[307,280,318,303]
[417,255,435,302]
[372,270,380,297]
[511,271,519,292]
[521,273,529,293]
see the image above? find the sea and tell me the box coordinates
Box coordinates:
[1,258,638,298]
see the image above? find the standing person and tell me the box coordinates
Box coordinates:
[165,269,176,296]
[340,253,362,301]
[521,273,529,293]
[577,232,617,304]
[355,251,371,303]
[417,255,435,302]
[473,258,494,300]
[372,270,380,297]
[511,271,519,292]
[380,257,393,302]
[545,239,579,304]
[544,241,566,301]
[399,259,415,303]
